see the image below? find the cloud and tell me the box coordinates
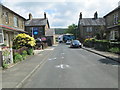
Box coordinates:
[1,0,120,28]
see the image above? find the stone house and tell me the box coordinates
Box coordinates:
[77,12,106,42]
[104,4,120,41]
[25,12,51,48]
[0,4,26,66]
[25,13,50,39]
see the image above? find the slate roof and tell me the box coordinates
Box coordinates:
[104,6,120,17]
[25,18,49,26]
[79,18,105,26]
[45,29,55,36]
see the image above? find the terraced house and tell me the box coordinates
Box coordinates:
[0,4,26,67]
[104,3,120,41]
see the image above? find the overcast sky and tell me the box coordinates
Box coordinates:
[0,0,120,28]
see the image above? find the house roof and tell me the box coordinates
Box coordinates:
[79,18,105,26]
[25,18,50,27]
[104,6,120,17]
[45,29,55,36]
[1,4,26,20]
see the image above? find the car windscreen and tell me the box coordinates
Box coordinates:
[72,40,80,44]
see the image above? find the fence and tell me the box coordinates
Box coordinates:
[13,47,28,54]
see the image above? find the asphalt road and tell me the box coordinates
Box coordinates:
[22,44,119,88]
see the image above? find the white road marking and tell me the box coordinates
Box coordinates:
[62,57,64,59]
[55,64,70,69]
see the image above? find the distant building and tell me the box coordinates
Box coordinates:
[77,12,106,42]
[25,12,50,40]
[104,4,120,41]
[45,28,56,46]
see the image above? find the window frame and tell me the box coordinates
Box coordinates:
[0,29,4,45]
[14,16,19,27]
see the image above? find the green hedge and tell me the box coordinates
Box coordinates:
[21,50,28,60]
[13,53,23,63]
[27,48,33,55]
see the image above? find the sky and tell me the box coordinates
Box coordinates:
[0,0,120,28]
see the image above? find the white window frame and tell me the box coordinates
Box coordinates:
[14,16,19,27]
[5,12,9,24]
[0,29,4,45]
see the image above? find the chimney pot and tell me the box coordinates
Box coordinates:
[80,12,82,19]
[29,13,32,20]
[44,12,46,19]
[94,11,98,19]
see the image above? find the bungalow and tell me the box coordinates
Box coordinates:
[0,4,26,66]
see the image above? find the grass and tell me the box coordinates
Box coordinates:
[109,47,120,54]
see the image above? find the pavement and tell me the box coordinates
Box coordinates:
[82,46,120,63]
[1,44,119,88]
[2,46,55,88]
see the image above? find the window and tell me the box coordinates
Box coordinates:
[110,30,119,40]
[86,27,92,32]
[3,12,9,24]
[0,30,4,44]
[113,14,119,25]
[22,21,24,28]
[14,16,19,27]
[115,14,118,24]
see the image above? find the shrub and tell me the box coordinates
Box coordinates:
[13,53,23,63]
[21,50,28,60]
[2,61,9,69]
[109,47,120,54]
[13,33,36,49]
[27,48,33,55]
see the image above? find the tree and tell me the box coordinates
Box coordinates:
[65,24,77,38]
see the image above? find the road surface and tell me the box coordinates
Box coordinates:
[22,44,119,88]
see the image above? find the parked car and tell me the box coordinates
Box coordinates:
[66,40,71,45]
[70,40,82,48]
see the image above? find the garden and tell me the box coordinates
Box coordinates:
[83,38,120,54]
[3,33,36,69]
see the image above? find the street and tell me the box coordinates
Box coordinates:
[22,44,119,88]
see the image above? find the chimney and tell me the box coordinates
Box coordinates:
[94,11,98,19]
[79,12,82,19]
[44,12,46,19]
[29,13,32,20]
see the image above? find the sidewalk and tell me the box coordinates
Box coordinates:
[2,48,52,88]
[82,47,120,62]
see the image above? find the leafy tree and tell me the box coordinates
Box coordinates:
[65,24,77,37]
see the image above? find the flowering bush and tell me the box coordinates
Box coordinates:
[13,33,36,49]
[84,38,95,42]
